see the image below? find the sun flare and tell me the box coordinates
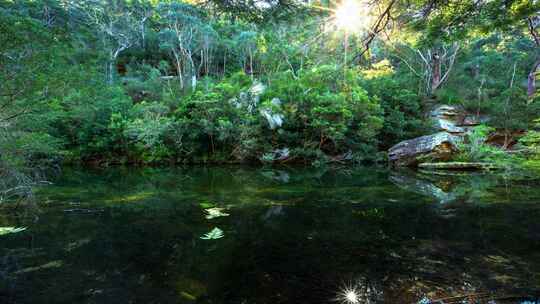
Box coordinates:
[334,0,371,32]
[344,290,359,303]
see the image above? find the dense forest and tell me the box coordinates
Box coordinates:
[2,0,540,200]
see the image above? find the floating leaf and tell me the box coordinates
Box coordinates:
[0,227,27,236]
[199,201,215,209]
[204,207,229,219]
[200,227,224,240]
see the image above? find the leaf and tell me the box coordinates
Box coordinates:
[0,227,27,236]
[204,207,229,219]
[200,227,224,240]
[199,201,215,209]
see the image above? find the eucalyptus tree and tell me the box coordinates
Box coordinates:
[131,0,154,49]
[158,2,207,90]
[390,41,460,97]
[235,30,259,78]
[527,14,540,100]
[199,23,218,77]
[83,0,139,84]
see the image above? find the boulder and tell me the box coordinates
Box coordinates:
[429,104,487,133]
[429,105,466,133]
[388,132,461,167]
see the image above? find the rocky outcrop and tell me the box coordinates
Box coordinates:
[389,132,461,167]
[389,105,485,167]
[429,104,482,133]
[430,105,466,133]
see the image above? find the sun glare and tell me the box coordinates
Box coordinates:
[344,290,359,303]
[334,0,371,32]
[336,285,362,304]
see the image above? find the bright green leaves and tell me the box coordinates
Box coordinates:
[0,227,27,236]
[264,65,384,163]
[200,227,224,240]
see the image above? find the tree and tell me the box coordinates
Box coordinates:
[84,0,139,84]
[159,2,206,90]
[235,30,258,78]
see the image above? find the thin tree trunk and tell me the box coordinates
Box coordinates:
[173,51,184,90]
[504,62,517,149]
[431,52,441,95]
[528,59,540,100]
[249,49,253,79]
[107,60,114,85]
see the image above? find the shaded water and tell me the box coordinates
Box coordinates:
[1,166,540,303]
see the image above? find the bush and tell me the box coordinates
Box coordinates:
[263,65,384,163]
[454,125,520,169]
[359,60,429,149]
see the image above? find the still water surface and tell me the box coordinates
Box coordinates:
[1,166,540,303]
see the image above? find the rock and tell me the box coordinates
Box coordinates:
[429,104,487,133]
[430,105,467,133]
[435,119,466,133]
[418,162,499,170]
[485,130,526,149]
[389,132,461,167]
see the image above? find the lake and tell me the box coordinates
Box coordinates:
[1,166,539,303]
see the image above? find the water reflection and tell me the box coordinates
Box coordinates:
[389,170,521,205]
[0,167,539,303]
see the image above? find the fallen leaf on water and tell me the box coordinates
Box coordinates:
[15,260,63,274]
[204,207,229,219]
[0,227,27,236]
[200,227,224,240]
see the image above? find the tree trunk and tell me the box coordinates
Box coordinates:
[107,60,114,85]
[528,59,540,100]
[249,49,254,79]
[173,52,184,90]
[431,52,441,95]
[189,56,197,91]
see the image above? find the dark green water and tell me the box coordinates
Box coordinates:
[1,167,540,304]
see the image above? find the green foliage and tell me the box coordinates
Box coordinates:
[2,0,540,172]
[173,73,257,161]
[519,119,540,171]
[359,60,429,148]
[264,65,384,163]
[454,125,520,169]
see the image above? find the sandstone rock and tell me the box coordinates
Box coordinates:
[430,105,466,133]
[435,119,465,133]
[388,132,461,167]
[418,162,499,170]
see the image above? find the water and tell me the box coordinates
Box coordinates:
[1,166,540,303]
